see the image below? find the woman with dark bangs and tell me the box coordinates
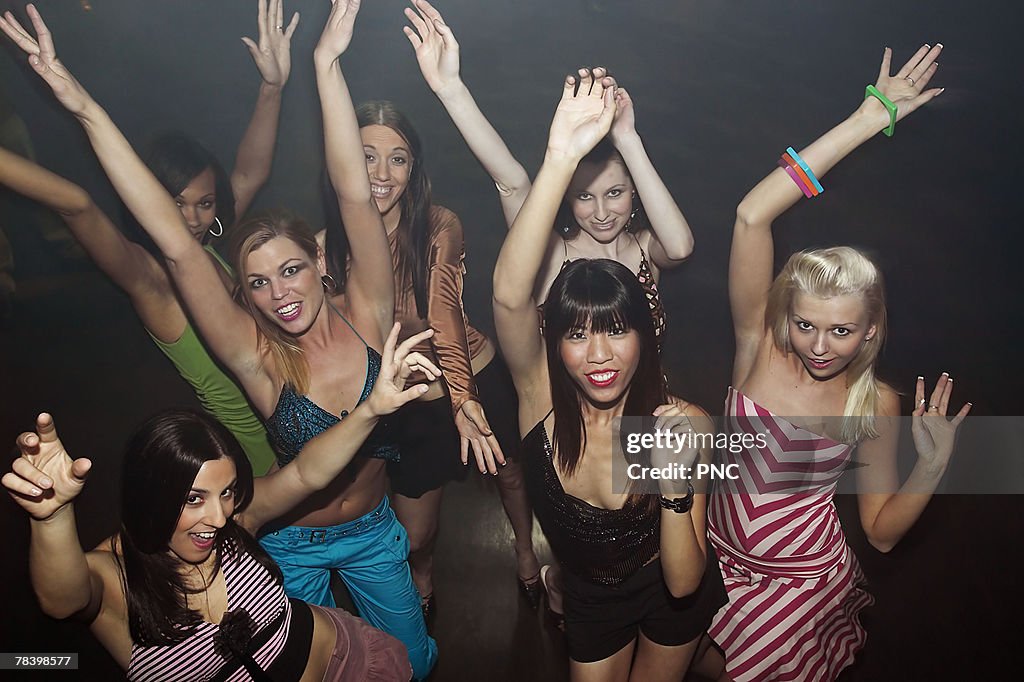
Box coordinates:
[3,324,434,681]
[492,69,727,681]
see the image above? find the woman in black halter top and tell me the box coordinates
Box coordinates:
[492,68,727,681]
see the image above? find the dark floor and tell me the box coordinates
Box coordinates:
[1,0,1023,679]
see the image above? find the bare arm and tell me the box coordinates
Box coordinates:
[608,87,693,269]
[652,403,712,597]
[730,45,944,386]
[403,0,530,226]
[856,375,971,552]
[3,414,103,622]
[0,7,271,397]
[232,0,299,219]
[494,69,615,398]
[314,0,394,340]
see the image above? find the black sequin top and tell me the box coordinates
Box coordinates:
[266,346,399,465]
[522,418,660,585]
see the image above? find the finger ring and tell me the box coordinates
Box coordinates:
[928,404,938,410]
[918,398,926,406]
[905,76,915,86]
[276,25,283,31]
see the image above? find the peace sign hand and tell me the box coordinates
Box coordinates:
[0,4,94,116]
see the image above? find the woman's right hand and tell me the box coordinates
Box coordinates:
[366,324,442,418]
[0,5,94,116]
[3,413,91,521]
[404,0,461,96]
[546,67,617,162]
[859,44,944,129]
[316,0,362,64]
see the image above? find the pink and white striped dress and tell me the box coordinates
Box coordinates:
[708,387,873,682]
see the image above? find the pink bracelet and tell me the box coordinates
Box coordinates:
[778,158,814,198]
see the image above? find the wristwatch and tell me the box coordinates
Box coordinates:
[659,483,695,513]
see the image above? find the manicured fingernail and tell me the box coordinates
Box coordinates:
[937,88,945,96]
[948,377,953,382]
[39,477,52,488]
[917,376,924,381]
[30,487,41,496]
[936,43,943,48]
[941,371,949,376]
[924,44,931,49]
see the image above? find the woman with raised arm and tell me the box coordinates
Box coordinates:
[321,4,541,616]
[492,68,727,682]
[3,324,435,681]
[0,2,437,677]
[707,45,970,681]
[405,0,693,323]
[0,0,299,475]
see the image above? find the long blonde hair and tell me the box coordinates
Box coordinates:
[228,210,320,394]
[765,247,887,442]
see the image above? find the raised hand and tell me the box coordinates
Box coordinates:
[609,85,638,146]
[547,67,617,162]
[0,5,93,115]
[911,373,971,472]
[649,403,702,490]
[404,0,461,95]
[366,324,442,417]
[3,413,91,521]
[865,44,945,125]
[455,400,506,475]
[316,0,362,64]
[242,0,300,88]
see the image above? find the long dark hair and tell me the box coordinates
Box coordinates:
[543,259,665,478]
[116,409,282,645]
[323,101,434,317]
[554,139,649,239]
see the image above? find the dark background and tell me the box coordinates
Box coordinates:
[1,0,1021,679]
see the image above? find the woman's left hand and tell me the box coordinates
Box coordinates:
[911,373,971,472]
[316,0,362,63]
[455,400,506,475]
[650,402,701,495]
[367,324,441,418]
[242,0,299,88]
[862,44,945,127]
[0,5,93,116]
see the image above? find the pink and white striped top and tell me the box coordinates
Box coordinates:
[127,545,291,682]
[708,387,873,682]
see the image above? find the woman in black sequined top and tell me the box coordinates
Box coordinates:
[492,69,728,681]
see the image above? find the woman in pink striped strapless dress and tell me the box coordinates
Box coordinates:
[705,45,971,682]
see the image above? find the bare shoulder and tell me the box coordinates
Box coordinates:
[876,382,902,417]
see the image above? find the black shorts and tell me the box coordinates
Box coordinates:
[387,354,521,498]
[562,546,728,663]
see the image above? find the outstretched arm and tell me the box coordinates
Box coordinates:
[314,0,393,339]
[3,414,102,621]
[241,326,440,530]
[0,146,192,340]
[0,6,269,399]
[493,69,616,397]
[232,0,299,219]
[607,85,694,268]
[404,0,530,226]
[856,374,971,552]
[730,44,944,384]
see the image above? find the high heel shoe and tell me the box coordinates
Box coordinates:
[518,571,542,609]
[540,565,565,632]
[420,593,435,623]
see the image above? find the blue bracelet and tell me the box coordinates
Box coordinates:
[785,147,824,194]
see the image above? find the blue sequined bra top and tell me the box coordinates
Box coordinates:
[265,310,400,465]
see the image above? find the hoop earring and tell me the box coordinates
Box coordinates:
[321,273,338,293]
[208,217,224,238]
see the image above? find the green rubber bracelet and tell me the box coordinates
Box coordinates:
[865,84,897,137]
